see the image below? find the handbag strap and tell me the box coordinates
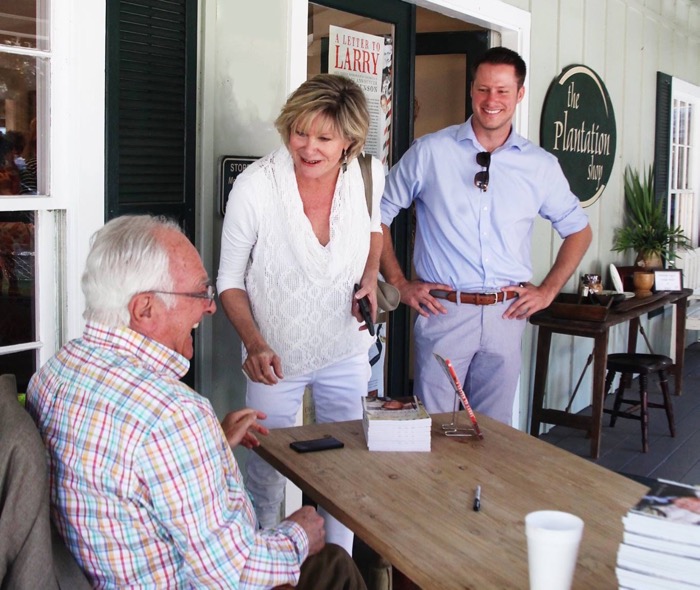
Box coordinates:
[357,153,373,217]
[356,154,398,318]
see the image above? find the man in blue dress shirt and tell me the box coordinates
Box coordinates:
[380,47,592,425]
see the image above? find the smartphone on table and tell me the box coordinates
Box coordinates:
[289,436,345,453]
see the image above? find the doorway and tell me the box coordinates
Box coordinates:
[306,0,414,396]
[307,2,491,395]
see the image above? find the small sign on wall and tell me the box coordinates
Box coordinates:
[540,65,617,208]
[219,156,257,216]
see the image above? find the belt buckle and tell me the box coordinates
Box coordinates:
[482,291,501,305]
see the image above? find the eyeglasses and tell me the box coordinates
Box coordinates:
[474,151,491,192]
[150,284,216,303]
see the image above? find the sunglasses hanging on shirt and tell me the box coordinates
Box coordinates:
[474,151,491,192]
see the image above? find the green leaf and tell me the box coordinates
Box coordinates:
[612,164,690,263]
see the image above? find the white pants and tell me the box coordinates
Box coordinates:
[245,352,371,555]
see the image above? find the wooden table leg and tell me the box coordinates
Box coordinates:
[627,317,640,352]
[530,327,552,437]
[673,299,687,395]
[589,332,609,459]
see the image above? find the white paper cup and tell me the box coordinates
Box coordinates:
[525,511,584,590]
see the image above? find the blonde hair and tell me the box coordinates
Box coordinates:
[275,74,370,163]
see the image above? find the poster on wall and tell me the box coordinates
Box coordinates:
[380,35,393,172]
[328,25,388,166]
[540,65,617,208]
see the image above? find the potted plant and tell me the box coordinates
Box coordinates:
[612,165,690,268]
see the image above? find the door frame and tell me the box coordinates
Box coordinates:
[294,0,416,395]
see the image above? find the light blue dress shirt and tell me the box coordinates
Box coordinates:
[381,117,589,291]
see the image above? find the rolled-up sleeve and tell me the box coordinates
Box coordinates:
[380,141,422,227]
[538,155,589,238]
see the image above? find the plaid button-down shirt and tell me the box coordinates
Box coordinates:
[28,323,308,589]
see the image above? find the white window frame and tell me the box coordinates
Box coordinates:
[668,77,700,248]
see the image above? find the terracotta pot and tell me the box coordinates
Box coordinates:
[635,251,663,269]
[633,271,655,297]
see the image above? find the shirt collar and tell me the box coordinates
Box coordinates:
[456,116,528,153]
[83,322,190,379]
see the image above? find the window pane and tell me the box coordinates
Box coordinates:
[671,149,677,191]
[0,53,47,195]
[0,0,50,51]
[673,99,680,145]
[682,146,689,190]
[0,211,35,346]
[678,101,688,145]
[0,349,37,394]
[689,104,694,151]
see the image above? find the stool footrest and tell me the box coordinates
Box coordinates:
[604,408,642,422]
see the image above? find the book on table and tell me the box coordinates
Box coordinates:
[616,479,700,589]
[616,566,700,590]
[623,479,700,544]
[432,353,483,439]
[361,395,431,452]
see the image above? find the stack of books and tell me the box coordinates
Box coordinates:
[361,395,431,452]
[616,479,700,589]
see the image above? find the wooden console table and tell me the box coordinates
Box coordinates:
[529,289,691,458]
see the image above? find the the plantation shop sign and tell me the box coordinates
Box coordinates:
[540,65,617,207]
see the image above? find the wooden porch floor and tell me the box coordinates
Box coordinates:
[538,342,700,485]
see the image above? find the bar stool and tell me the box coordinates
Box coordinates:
[603,353,676,452]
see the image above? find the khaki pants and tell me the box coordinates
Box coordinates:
[276,543,367,590]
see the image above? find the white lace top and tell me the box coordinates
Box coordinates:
[217,147,384,377]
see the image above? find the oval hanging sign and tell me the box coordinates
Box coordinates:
[540,65,617,207]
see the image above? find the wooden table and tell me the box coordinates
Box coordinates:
[255,413,646,589]
[529,289,691,459]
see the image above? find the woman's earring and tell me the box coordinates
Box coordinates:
[341,149,348,173]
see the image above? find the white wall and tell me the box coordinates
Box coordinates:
[199,2,294,442]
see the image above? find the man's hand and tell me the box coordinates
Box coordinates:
[220,408,269,449]
[502,225,592,320]
[380,224,451,318]
[501,282,556,320]
[285,506,326,556]
[396,278,453,318]
[243,343,284,385]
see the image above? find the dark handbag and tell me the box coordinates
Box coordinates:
[357,154,400,314]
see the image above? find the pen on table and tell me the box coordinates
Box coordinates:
[473,485,481,512]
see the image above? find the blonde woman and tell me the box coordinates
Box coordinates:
[217,74,383,555]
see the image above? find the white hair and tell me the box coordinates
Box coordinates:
[81,215,183,327]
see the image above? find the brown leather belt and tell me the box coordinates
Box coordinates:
[429,290,518,305]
